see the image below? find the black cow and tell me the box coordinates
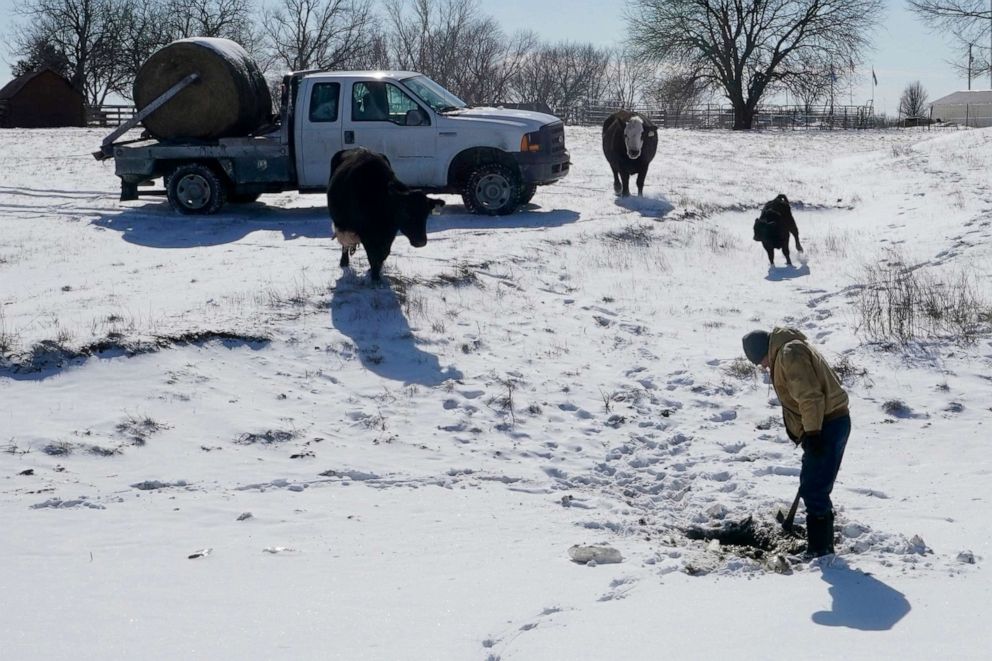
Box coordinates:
[753,194,804,266]
[602,110,659,197]
[327,149,445,281]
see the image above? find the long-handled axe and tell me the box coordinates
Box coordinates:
[776,488,802,533]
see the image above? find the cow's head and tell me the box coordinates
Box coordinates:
[623,115,646,160]
[390,183,445,248]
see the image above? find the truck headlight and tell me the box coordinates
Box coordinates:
[520,131,542,152]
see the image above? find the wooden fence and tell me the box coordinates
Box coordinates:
[85,104,136,127]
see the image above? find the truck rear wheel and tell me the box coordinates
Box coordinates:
[167,164,227,215]
[462,163,520,216]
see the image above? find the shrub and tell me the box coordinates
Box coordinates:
[855,254,992,345]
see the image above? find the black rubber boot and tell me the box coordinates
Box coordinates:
[806,513,835,557]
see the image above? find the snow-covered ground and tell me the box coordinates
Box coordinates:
[1,125,991,659]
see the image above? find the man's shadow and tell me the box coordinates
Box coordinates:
[812,558,911,631]
[329,272,462,386]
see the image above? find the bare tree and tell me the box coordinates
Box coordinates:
[626,0,884,129]
[13,0,133,104]
[382,0,535,104]
[262,0,377,72]
[898,80,930,122]
[512,42,610,116]
[159,0,263,63]
[909,1,992,86]
[785,61,835,114]
[604,49,647,108]
[647,70,710,125]
[11,36,71,78]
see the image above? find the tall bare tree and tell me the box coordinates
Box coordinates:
[908,1,992,86]
[898,80,929,120]
[785,59,836,113]
[11,36,72,78]
[159,0,263,63]
[626,0,884,129]
[512,42,610,116]
[647,70,710,125]
[604,49,647,108]
[13,0,132,104]
[262,0,377,72]
[382,0,535,104]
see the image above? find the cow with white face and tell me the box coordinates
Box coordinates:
[602,110,659,197]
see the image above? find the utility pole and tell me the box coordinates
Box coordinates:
[968,42,973,90]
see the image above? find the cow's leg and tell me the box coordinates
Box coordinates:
[340,245,350,268]
[765,244,775,265]
[791,227,804,253]
[635,167,647,196]
[783,243,793,266]
[364,239,391,282]
[620,172,631,197]
[611,167,621,195]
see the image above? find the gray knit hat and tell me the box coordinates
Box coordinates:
[742,330,770,364]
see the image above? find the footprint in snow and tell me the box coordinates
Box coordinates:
[709,410,737,423]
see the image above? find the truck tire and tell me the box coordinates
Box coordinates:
[517,184,537,206]
[167,164,227,215]
[462,163,520,216]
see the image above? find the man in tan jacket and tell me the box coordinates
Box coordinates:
[742,327,851,557]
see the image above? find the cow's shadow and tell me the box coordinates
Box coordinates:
[329,272,463,386]
[765,263,811,281]
[613,193,674,219]
[91,203,331,248]
[428,205,580,233]
[811,558,911,631]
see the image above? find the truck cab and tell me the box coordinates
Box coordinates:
[100,70,570,216]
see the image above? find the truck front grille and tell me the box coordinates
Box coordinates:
[544,122,566,154]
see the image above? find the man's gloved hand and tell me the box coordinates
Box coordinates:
[801,432,824,456]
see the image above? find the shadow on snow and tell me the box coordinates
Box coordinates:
[765,264,811,281]
[811,558,911,631]
[91,201,580,249]
[613,193,674,219]
[329,272,463,386]
[90,202,332,248]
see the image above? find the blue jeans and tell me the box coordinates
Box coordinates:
[800,415,851,517]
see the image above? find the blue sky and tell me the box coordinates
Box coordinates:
[0,0,977,114]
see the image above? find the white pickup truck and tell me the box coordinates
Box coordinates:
[97,70,571,216]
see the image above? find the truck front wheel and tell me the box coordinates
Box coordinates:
[517,184,537,206]
[462,163,520,216]
[167,164,227,215]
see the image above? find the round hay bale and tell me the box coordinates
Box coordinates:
[134,37,272,141]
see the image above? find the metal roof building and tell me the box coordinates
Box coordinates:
[930,90,992,128]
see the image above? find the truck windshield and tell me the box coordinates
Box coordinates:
[403,75,467,113]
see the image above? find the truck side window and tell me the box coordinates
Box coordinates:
[352,82,429,126]
[309,83,340,123]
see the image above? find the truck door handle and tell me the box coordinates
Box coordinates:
[344,130,355,144]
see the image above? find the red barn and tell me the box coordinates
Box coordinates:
[0,69,86,128]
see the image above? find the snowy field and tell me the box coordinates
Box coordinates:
[2,125,991,659]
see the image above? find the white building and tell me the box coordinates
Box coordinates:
[929,90,992,128]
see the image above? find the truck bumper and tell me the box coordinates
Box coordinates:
[514,150,571,185]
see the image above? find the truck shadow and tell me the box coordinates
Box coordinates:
[329,272,463,386]
[91,202,578,248]
[91,203,331,248]
[428,205,580,233]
